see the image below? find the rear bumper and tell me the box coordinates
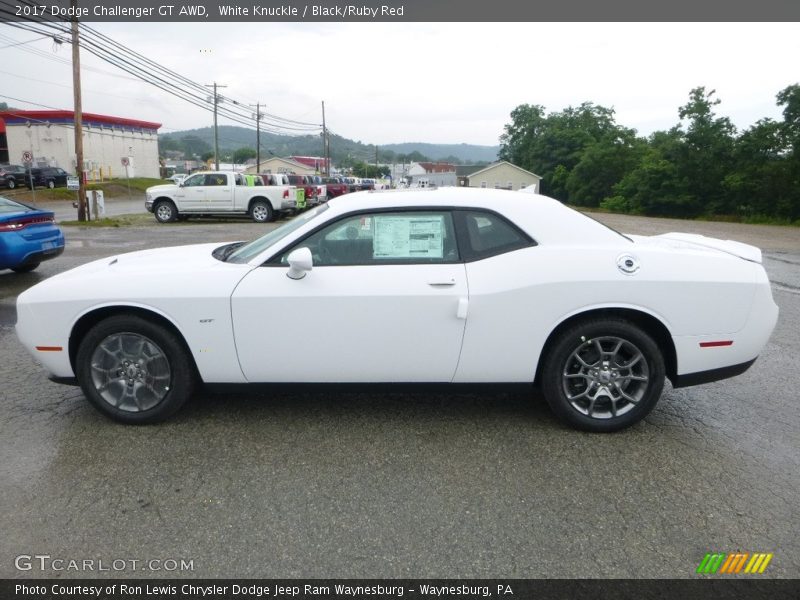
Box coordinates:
[670,358,757,388]
[0,228,65,270]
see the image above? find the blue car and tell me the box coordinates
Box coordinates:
[0,196,65,273]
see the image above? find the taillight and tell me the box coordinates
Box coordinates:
[283,189,289,198]
[0,215,54,232]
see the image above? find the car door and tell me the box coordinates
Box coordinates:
[174,173,208,211]
[204,173,234,211]
[231,209,468,383]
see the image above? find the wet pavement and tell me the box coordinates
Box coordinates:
[1,203,798,578]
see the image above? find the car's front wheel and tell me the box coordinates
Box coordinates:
[47,180,55,189]
[541,318,665,432]
[154,200,177,223]
[75,314,196,423]
[7,179,16,189]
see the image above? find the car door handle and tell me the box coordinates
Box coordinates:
[428,279,456,287]
[456,297,469,319]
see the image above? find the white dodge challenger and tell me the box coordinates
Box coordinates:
[16,188,778,431]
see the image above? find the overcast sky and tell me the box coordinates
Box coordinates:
[1,22,798,147]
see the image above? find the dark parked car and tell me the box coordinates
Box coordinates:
[0,196,65,273]
[29,167,69,189]
[0,164,30,189]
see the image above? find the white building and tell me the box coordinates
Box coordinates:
[0,110,161,179]
[406,162,458,187]
[466,161,541,192]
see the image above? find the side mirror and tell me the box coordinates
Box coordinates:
[286,247,313,280]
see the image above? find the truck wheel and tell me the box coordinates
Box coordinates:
[47,180,55,189]
[250,200,273,223]
[154,200,177,223]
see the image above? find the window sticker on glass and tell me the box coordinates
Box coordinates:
[373,215,444,259]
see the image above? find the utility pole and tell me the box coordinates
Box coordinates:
[375,144,378,178]
[249,103,262,171]
[205,82,226,170]
[71,0,86,221]
[321,100,329,176]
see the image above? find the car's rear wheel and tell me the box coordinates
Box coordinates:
[250,200,273,223]
[75,314,196,424]
[47,180,55,189]
[7,179,16,189]
[154,200,177,223]
[541,318,665,432]
[10,262,39,273]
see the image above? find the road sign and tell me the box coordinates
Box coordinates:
[66,176,80,191]
[121,157,130,167]
[22,151,33,164]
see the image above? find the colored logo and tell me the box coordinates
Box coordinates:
[696,552,773,574]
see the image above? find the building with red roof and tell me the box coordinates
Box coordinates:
[0,110,161,179]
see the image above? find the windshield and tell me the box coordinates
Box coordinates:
[226,204,329,264]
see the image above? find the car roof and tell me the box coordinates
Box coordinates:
[325,187,627,246]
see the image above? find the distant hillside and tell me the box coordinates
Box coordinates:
[159,126,499,164]
[379,142,499,164]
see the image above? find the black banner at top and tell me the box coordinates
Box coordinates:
[1,0,800,22]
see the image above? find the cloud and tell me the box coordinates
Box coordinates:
[2,22,798,145]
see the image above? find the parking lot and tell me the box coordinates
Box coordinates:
[1,198,798,578]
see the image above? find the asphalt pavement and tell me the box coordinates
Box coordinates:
[0,198,798,579]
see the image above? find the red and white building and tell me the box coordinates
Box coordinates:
[0,110,161,179]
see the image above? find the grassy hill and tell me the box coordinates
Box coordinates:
[159,126,499,164]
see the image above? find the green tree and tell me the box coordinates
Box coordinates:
[499,102,624,199]
[605,129,696,216]
[181,135,212,159]
[232,147,257,164]
[675,87,736,214]
[158,137,181,154]
[566,128,646,207]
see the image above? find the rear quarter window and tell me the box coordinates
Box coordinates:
[456,209,535,261]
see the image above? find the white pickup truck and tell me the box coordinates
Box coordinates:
[145,171,297,223]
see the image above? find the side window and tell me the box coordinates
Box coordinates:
[205,174,227,186]
[457,210,533,261]
[182,174,205,187]
[278,211,459,266]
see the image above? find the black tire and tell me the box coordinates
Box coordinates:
[250,199,273,223]
[540,318,665,433]
[11,262,39,273]
[47,180,55,189]
[7,179,16,189]
[153,200,177,223]
[75,314,197,424]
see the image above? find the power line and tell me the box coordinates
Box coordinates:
[2,18,321,136]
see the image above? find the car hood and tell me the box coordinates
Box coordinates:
[146,183,179,194]
[18,242,252,307]
[79,242,235,275]
[628,232,762,264]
